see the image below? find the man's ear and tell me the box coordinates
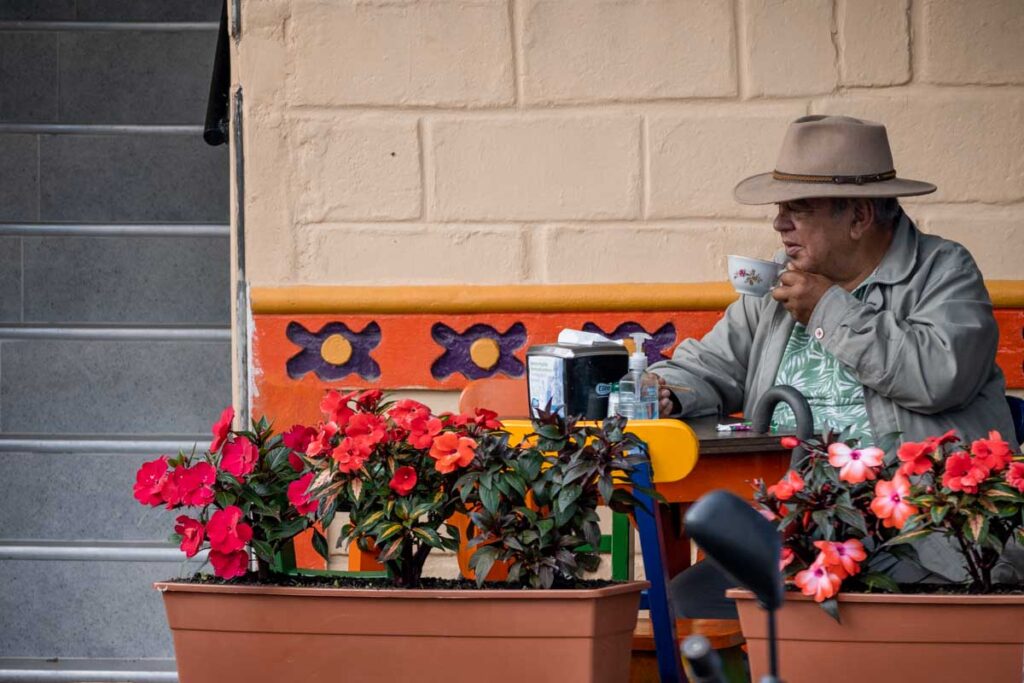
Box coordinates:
[849,198,875,240]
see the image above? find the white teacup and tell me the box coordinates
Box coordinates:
[727,255,784,297]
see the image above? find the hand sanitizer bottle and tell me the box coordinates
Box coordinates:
[615,333,659,420]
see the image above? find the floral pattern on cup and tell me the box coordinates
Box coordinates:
[734,268,764,287]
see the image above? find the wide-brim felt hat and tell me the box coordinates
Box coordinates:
[734,115,937,205]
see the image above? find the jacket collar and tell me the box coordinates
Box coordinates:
[871,210,920,285]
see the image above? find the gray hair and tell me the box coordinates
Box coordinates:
[830,197,901,228]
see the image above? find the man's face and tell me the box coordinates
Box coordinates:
[772,198,852,276]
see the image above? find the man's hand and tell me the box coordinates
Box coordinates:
[657,376,680,417]
[771,265,834,325]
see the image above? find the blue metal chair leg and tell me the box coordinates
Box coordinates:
[631,462,684,683]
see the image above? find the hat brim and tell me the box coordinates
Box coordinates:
[733,172,937,205]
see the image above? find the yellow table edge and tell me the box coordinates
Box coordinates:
[499,419,699,485]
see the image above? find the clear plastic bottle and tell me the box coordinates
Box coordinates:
[615,333,659,420]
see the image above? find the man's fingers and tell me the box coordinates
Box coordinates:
[659,397,674,417]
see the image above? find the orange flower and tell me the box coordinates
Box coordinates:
[870,475,918,529]
[828,444,883,484]
[794,560,843,602]
[767,470,804,501]
[320,390,356,427]
[970,431,1013,473]
[429,432,477,474]
[331,437,372,474]
[897,440,935,476]
[941,452,988,494]
[813,539,866,578]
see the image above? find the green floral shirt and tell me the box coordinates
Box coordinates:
[772,279,875,444]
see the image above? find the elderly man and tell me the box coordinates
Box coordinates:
[649,115,1019,618]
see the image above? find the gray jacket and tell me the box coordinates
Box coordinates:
[651,211,1018,450]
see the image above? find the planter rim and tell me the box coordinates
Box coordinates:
[727,587,1024,605]
[155,579,649,600]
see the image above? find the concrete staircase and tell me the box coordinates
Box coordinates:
[0,2,229,680]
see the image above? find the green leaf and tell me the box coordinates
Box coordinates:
[859,571,900,593]
[811,510,835,540]
[411,526,443,549]
[506,473,527,498]
[251,540,274,563]
[355,510,385,533]
[557,484,583,512]
[818,597,841,623]
[376,523,405,543]
[930,505,949,525]
[834,505,867,535]
[311,529,329,561]
[215,491,237,509]
[480,484,500,515]
[965,515,989,544]
[469,545,498,587]
[881,527,932,548]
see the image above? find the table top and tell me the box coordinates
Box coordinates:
[682,416,792,455]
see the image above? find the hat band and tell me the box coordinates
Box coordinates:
[772,169,897,185]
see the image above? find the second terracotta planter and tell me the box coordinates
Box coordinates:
[157,579,647,683]
[730,588,1024,683]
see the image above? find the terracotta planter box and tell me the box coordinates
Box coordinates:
[157,580,648,683]
[729,588,1024,683]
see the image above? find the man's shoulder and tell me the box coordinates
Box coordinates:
[912,224,981,273]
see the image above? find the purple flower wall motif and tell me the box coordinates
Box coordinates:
[430,322,527,380]
[286,321,381,381]
[581,321,677,365]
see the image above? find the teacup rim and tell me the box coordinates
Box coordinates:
[727,254,780,266]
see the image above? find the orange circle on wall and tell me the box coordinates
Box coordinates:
[320,334,353,365]
[469,338,501,370]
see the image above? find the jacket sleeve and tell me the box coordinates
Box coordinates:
[648,294,762,417]
[807,249,997,414]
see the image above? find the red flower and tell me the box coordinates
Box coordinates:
[355,389,383,410]
[897,440,936,476]
[970,431,1013,472]
[941,452,988,494]
[780,436,800,450]
[407,416,444,449]
[174,515,205,558]
[283,424,317,454]
[389,399,430,428]
[206,506,253,554]
[332,437,372,473]
[287,452,305,472]
[220,438,259,480]
[210,407,234,453]
[767,470,804,501]
[345,413,387,447]
[779,547,794,570]
[389,466,418,496]
[175,462,217,507]
[287,472,318,515]
[209,549,249,579]
[1006,462,1024,493]
[133,456,170,506]
[441,411,472,427]
[794,560,842,602]
[828,444,883,484]
[473,408,503,430]
[320,390,356,427]
[306,422,339,457]
[429,432,477,474]
[870,475,918,529]
[813,539,866,578]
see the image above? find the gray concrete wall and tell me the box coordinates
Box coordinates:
[0,2,229,680]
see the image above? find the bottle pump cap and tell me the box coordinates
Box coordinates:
[627,332,652,371]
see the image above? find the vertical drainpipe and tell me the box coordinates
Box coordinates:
[232,86,250,429]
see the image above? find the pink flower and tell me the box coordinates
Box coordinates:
[429,432,477,474]
[407,416,443,449]
[220,438,259,480]
[780,436,800,450]
[767,470,804,501]
[970,431,1013,473]
[389,466,418,496]
[282,424,317,454]
[813,539,866,578]
[210,407,234,453]
[897,440,936,476]
[1006,462,1024,493]
[794,560,843,602]
[306,422,339,457]
[320,390,356,427]
[287,472,318,515]
[345,413,388,447]
[870,475,918,529]
[133,456,170,506]
[332,437,371,474]
[206,506,253,554]
[209,549,249,579]
[828,444,884,484]
[174,516,205,558]
[941,452,988,494]
[779,547,794,570]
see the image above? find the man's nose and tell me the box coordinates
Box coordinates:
[773,211,792,232]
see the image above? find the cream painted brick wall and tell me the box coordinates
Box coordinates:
[538,222,780,283]
[428,115,642,221]
[293,116,422,222]
[918,0,1024,85]
[646,103,806,219]
[296,223,528,284]
[289,0,514,107]
[837,0,909,86]
[742,0,836,97]
[519,0,737,103]
[918,207,1024,280]
[813,92,1024,204]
